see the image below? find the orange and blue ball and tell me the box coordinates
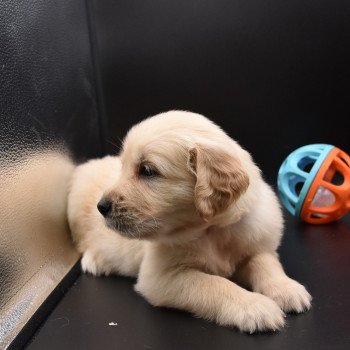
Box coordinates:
[278,144,350,224]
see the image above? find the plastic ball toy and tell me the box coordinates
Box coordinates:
[278,144,350,224]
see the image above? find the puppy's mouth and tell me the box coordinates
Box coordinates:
[104,215,160,240]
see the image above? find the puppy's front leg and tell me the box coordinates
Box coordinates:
[79,230,145,278]
[135,263,285,333]
[236,253,312,313]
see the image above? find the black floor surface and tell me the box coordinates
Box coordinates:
[27,215,350,350]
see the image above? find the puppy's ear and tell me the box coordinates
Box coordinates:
[188,143,249,221]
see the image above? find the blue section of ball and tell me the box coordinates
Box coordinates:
[277,144,334,217]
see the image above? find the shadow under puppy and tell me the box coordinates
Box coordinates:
[68,111,311,333]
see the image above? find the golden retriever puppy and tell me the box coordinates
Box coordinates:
[68,111,311,333]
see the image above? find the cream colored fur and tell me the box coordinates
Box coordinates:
[68,111,311,333]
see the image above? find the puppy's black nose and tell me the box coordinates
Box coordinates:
[97,198,112,217]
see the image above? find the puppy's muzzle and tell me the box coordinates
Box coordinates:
[97,198,112,217]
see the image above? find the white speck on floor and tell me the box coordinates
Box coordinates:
[108,322,118,326]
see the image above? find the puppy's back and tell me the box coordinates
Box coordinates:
[67,156,121,244]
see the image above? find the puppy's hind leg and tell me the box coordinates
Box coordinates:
[235,252,312,313]
[135,249,285,333]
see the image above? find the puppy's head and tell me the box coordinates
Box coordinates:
[99,111,249,241]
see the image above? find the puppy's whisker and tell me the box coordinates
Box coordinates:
[106,138,123,152]
[135,224,142,240]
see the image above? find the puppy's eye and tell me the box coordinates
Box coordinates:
[139,163,159,178]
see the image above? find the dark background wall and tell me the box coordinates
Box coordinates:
[0,0,103,162]
[0,1,103,347]
[91,0,350,184]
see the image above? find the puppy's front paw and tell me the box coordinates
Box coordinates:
[81,250,104,276]
[221,292,285,333]
[259,278,312,313]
